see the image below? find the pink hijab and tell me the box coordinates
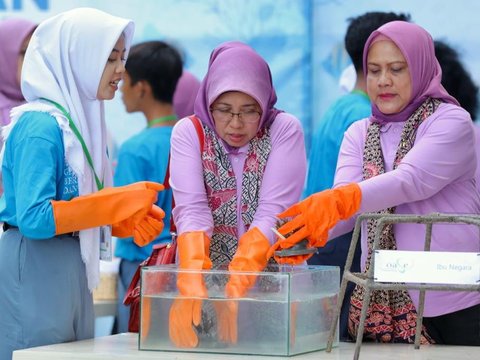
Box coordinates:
[194,41,281,131]
[0,18,37,125]
[363,21,459,124]
[173,69,200,119]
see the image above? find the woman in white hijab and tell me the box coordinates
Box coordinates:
[0,8,165,359]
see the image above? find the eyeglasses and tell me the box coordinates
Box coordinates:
[210,108,261,124]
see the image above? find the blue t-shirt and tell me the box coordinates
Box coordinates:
[303,91,371,197]
[0,111,79,238]
[113,126,173,262]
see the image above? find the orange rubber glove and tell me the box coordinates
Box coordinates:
[267,183,361,264]
[214,227,270,344]
[290,301,298,347]
[169,231,212,348]
[226,227,270,298]
[112,205,165,246]
[51,181,164,235]
[213,300,238,344]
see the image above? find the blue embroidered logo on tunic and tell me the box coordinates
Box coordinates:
[63,161,78,198]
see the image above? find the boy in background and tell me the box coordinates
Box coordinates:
[114,41,184,333]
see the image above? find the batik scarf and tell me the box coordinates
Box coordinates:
[348,98,440,343]
[201,124,271,266]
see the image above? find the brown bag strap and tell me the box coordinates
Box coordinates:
[188,115,205,152]
[123,115,204,306]
[123,244,163,305]
[163,151,176,234]
[163,115,203,235]
[163,115,203,189]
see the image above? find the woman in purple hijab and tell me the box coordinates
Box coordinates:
[168,41,306,347]
[0,18,37,125]
[173,70,200,119]
[0,18,36,197]
[270,21,480,345]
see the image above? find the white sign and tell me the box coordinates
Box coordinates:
[374,250,480,284]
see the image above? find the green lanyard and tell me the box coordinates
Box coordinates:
[41,98,104,191]
[147,114,177,128]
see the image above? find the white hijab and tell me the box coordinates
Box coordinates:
[2,8,134,291]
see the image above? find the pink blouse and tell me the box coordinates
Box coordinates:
[330,103,480,317]
[170,113,306,244]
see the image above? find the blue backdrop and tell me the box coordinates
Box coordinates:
[2,0,479,154]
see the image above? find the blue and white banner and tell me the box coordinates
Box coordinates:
[2,0,479,154]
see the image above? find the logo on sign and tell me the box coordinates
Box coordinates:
[380,258,414,274]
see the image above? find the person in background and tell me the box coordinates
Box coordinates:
[173,69,201,119]
[114,40,183,333]
[0,18,37,197]
[304,11,411,341]
[304,11,411,197]
[0,18,36,125]
[107,65,200,175]
[270,21,480,345]
[434,40,480,194]
[0,8,165,359]
[434,40,479,122]
[167,41,306,347]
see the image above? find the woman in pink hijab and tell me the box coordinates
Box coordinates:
[270,21,480,345]
[0,18,37,125]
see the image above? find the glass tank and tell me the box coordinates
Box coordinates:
[138,264,339,356]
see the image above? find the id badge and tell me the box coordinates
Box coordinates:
[99,225,113,261]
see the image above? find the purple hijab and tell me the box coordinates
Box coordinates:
[363,21,459,124]
[0,18,37,125]
[173,69,200,119]
[194,41,281,131]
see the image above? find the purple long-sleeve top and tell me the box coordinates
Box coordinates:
[170,112,306,244]
[474,124,480,194]
[330,102,480,317]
